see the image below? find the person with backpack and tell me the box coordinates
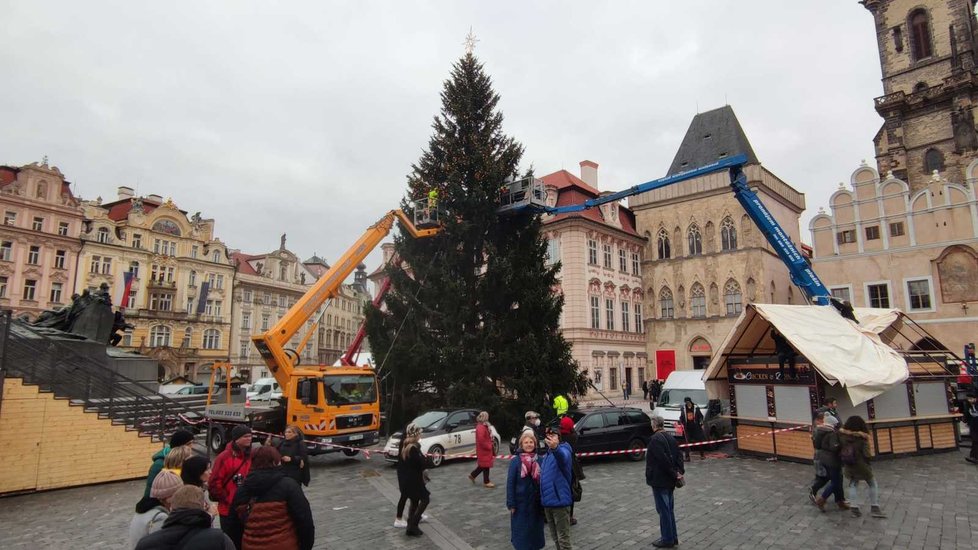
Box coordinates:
[839,415,886,518]
[645,416,684,548]
[130,470,183,549]
[812,413,848,511]
[540,425,574,550]
[559,415,584,526]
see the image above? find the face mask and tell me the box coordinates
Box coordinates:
[532,419,540,426]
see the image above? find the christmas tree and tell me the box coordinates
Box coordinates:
[365,52,586,433]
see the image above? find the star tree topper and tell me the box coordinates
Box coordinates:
[463,27,479,54]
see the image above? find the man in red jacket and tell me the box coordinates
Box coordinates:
[209,425,254,544]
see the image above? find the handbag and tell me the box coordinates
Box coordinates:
[571,477,583,502]
[675,476,686,489]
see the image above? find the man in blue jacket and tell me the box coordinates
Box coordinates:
[541,426,574,550]
[645,416,684,548]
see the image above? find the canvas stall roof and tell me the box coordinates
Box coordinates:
[702,304,909,405]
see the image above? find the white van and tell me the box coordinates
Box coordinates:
[651,371,731,440]
[247,377,282,401]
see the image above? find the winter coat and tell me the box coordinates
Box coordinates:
[143,447,170,498]
[208,443,252,517]
[839,428,874,481]
[134,508,234,550]
[962,401,978,430]
[679,405,706,443]
[227,468,315,550]
[813,425,841,469]
[275,437,310,487]
[475,423,495,468]
[129,505,169,549]
[645,430,684,489]
[506,452,546,550]
[539,442,573,508]
[396,444,430,500]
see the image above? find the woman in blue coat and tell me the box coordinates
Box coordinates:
[507,432,545,550]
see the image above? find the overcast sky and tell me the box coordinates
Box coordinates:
[1,1,883,274]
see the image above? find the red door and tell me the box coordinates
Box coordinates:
[655,350,676,380]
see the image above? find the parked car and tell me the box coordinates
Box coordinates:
[566,407,654,461]
[247,377,282,401]
[384,409,501,467]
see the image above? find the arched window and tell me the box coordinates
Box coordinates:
[724,279,742,315]
[720,217,737,251]
[659,287,674,319]
[909,9,933,60]
[182,327,193,347]
[149,325,171,347]
[212,250,221,263]
[690,284,706,318]
[913,81,928,93]
[202,329,221,350]
[97,227,110,243]
[924,148,944,174]
[687,224,703,256]
[657,228,671,260]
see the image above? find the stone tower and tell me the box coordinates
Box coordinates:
[862,0,978,192]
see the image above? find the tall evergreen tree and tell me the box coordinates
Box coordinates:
[366,53,586,431]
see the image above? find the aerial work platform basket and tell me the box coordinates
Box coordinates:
[497,176,547,214]
[413,197,443,229]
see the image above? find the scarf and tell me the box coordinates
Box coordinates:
[519,452,540,482]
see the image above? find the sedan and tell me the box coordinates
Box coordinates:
[384,409,501,467]
[545,407,653,461]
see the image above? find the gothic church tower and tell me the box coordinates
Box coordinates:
[863,0,978,192]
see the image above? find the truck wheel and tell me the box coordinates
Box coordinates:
[209,426,227,454]
[627,438,646,461]
[427,444,445,468]
[342,449,360,457]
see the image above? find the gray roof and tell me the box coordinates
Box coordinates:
[667,105,759,176]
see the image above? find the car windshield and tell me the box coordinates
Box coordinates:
[658,389,708,407]
[412,411,448,429]
[322,375,377,405]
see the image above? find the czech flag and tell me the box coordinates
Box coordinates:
[116,271,136,308]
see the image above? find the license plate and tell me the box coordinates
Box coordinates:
[349,434,363,441]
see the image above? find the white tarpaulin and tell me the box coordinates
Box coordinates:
[703,304,909,406]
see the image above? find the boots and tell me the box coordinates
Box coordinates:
[836,500,851,510]
[870,505,887,518]
[814,496,826,511]
[406,498,429,537]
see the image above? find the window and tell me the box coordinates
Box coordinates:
[909,9,933,60]
[603,244,612,269]
[101,257,112,275]
[660,287,674,319]
[90,255,102,273]
[907,279,932,310]
[720,217,737,251]
[132,233,142,248]
[55,250,66,269]
[189,270,197,287]
[0,276,6,298]
[0,241,10,261]
[605,299,615,330]
[212,250,221,263]
[202,329,221,350]
[546,238,560,266]
[186,297,195,313]
[191,245,199,259]
[154,239,176,256]
[58,222,69,236]
[50,282,63,303]
[263,292,271,305]
[889,222,905,237]
[690,284,706,318]
[687,225,703,256]
[867,283,890,308]
[4,211,16,225]
[129,261,139,278]
[127,289,137,309]
[657,228,671,260]
[23,279,37,301]
[240,341,251,359]
[830,287,851,303]
[724,279,742,315]
[278,294,287,308]
[865,226,880,240]
[621,301,630,332]
[97,227,110,243]
[150,326,171,347]
[27,246,40,265]
[242,312,252,330]
[150,293,173,311]
[619,249,627,272]
[634,303,643,333]
[216,274,224,289]
[836,230,856,244]
[32,217,43,231]
[205,300,223,316]
[893,25,904,53]
[924,148,944,174]
[182,327,193,347]
[243,289,253,302]
[631,253,640,276]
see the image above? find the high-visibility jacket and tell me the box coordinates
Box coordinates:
[553,394,569,416]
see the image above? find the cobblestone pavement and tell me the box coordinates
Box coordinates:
[2,443,977,549]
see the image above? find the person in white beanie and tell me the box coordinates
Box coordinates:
[129,469,183,548]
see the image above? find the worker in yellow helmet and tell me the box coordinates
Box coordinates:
[553,394,569,417]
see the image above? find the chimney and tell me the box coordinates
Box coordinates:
[117,186,134,201]
[580,160,598,189]
[147,194,163,204]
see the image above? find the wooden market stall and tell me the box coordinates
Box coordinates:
[702,304,960,462]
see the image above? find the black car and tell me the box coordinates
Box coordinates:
[510,407,653,461]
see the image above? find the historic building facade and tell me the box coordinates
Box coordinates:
[808,0,978,354]
[539,162,648,396]
[78,188,234,380]
[629,106,807,376]
[0,161,84,318]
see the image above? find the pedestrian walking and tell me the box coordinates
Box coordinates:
[645,416,684,548]
[678,398,706,461]
[650,380,662,405]
[962,394,978,464]
[642,380,649,401]
[275,425,310,487]
[397,423,431,537]
[130,470,183,549]
[839,415,886,518]
[469,411,496,488]
[811,413,848,511]
[209,426,254,542]
[135,485,234,550]
[621,380,628,401]
[540,426,573,550]
[560,416,584,526]
[226,447,314,550]
[143,429,195,499]
[507,432,545,550]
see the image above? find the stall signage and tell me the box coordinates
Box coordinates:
[728,364,814,385]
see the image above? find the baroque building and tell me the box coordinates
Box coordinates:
[0,160,84,318]
[539,162,648,396]
[78,188,234,380]
[629,106,807,376]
